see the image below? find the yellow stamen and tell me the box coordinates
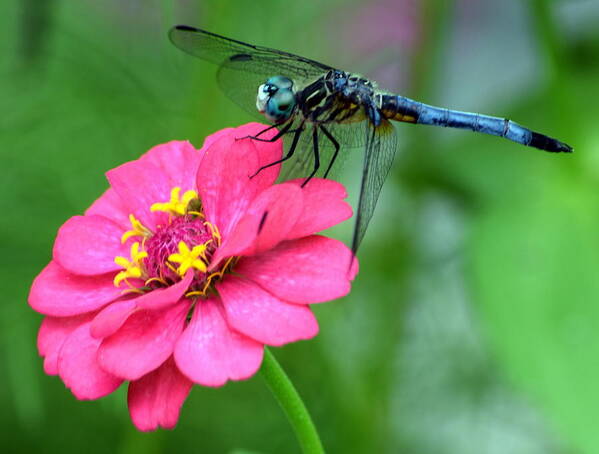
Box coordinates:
[168,241,209,276]
[121,214,152,243]
[150,187,199,216]
[165,261,178,275]
[145,276,168,286]
[185,291,204,297]
[204,221,222,246]
[184,256,236,298]
[122,287,145,295]
[113,241,147,287]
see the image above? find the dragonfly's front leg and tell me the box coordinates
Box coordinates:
[239,121,298,143]
[245,123,279,140]
[249,122,305,179]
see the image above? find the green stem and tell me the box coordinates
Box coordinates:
[259,348,325,454]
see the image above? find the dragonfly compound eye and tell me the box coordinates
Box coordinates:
[266,75,293,90]
[256,76,295,123]
[265,89,296,123]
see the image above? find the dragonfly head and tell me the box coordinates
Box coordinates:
[256,76,296,124]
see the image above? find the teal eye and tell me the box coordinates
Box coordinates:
[258,76,295,123]
[266,75,293,90]
[277,91,296,110]
[265,89,296,123]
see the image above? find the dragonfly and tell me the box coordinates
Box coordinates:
[169,25,572,255]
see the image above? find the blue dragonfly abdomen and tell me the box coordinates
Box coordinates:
[378,94,572,153]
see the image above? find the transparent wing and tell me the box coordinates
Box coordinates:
[351,120,398,254]
[216,61,270,120]
[278,121,368,182]
[279,123,329,182]
[326,121,369,148]
[169,25,335,119]
[277,119,397,255]
[169,26,333,76]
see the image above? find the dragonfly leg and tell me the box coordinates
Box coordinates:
[320,125,340,178]
[249,123,305,179]
[301,127,321,188]
[236,123,279,141]
[240,122,298,143]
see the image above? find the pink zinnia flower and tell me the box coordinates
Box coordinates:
[28,123,357,431]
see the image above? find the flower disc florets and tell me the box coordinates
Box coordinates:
[114,187,230,296]
[144,215,214,284]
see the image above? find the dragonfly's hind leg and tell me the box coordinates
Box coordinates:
[249,124,305,178]
[320,125,340,179]
[301,127,321,188]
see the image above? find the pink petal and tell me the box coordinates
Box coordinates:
[236,236,358,304]
[85,188,130,230]
[139,141,202,194]
[29,261,122,316]
[197,123,282,239]
[208,217,256,269]
[37,314,94,375]
[90,299,138,339]
[135,271,194,311]
[234,123,282,189]
[196,133,259,239]
[285,178,353,239]
[199,124,281,189]
[90,272,193,339]
[57,321,123,400]
[200,127,234,152]
[53,215,128,275]
[210,183,303,267]
[238,183,304,255]
[106,159,171,231]
[127,357,192,432]
[174,297,264,387]
[217,276,318,346]
[98,301,190,380]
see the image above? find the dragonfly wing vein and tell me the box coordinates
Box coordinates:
[351,121,397,255]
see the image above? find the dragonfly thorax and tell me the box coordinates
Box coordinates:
[292,70,379,126]
[256,75,297,124]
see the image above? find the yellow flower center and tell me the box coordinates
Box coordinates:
[112,186,227,297]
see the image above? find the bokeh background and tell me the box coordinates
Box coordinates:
[2,0,599,452]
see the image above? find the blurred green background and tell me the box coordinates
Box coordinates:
[2,0,599,452]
